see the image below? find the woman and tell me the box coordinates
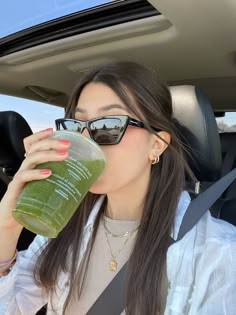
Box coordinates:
[0,62,235,315]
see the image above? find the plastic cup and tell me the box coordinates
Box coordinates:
[12,130,106,238]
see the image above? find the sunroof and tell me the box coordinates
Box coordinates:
[0,0,160,57]
[0,0,114,38]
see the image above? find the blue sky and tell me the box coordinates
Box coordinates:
[0,0,113,38]
[216,112,236,126]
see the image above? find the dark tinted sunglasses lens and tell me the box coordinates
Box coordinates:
[62,120,83,132]
[90,118,125,144]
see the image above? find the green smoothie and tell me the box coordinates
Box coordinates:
[12,158,105,238]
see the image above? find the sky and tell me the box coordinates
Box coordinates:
[0,0,113,38]
[216,112,236,128]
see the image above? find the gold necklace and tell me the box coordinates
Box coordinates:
[103,216,140,238]
[104,230,132,272]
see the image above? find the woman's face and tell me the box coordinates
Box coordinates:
[75,82,167,195]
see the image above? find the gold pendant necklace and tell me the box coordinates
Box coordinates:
[109,258,118,272]
[104,229,134,272]
[102,214,140,271]
[103,216,140,238]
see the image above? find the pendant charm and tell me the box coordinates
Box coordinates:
[109,258,117,271]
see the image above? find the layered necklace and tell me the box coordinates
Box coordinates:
[102,215,140,272]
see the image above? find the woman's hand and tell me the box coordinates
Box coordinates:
[0,128,70,230]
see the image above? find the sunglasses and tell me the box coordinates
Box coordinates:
[55,115,155,145]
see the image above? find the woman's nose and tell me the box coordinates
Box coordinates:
[81,128,91,139]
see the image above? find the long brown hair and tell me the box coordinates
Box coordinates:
[34,62,192,314]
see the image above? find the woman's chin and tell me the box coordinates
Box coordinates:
[88,188,106,195]
[88,180,107,195]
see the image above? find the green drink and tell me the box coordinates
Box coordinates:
[12,131,106,238]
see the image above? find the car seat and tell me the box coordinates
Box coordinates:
[170,86,235,226]
[0,110,37,249]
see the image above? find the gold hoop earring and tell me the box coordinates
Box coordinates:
[151,156,159,165]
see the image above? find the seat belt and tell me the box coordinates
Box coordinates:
[87,261,127,315]
[87,168,236,315]
[176,167,236,240]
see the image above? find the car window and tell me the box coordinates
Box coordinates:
[216,112,236,133]
[0,0,114,38]
[0,94,64,132]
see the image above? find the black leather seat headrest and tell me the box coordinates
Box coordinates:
[170,86,222,182]
[220,132,236,154]
[0,111,33,176]
[220,199,236,226]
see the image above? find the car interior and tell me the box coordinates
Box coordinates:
[0,1,235,313]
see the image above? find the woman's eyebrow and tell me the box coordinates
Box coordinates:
[75,104,126,113]
[75,107,86,113]
[99,104,127,112]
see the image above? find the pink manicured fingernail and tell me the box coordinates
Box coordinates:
[59,139,70,145]
[40,169,51,175]
[57,150,67,155]
[44,128,53,132]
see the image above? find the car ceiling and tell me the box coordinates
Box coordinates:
[0,0,235,111]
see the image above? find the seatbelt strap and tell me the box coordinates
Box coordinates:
[177,167,236,241]
[86,262,127,315]
[87,168,236,315]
